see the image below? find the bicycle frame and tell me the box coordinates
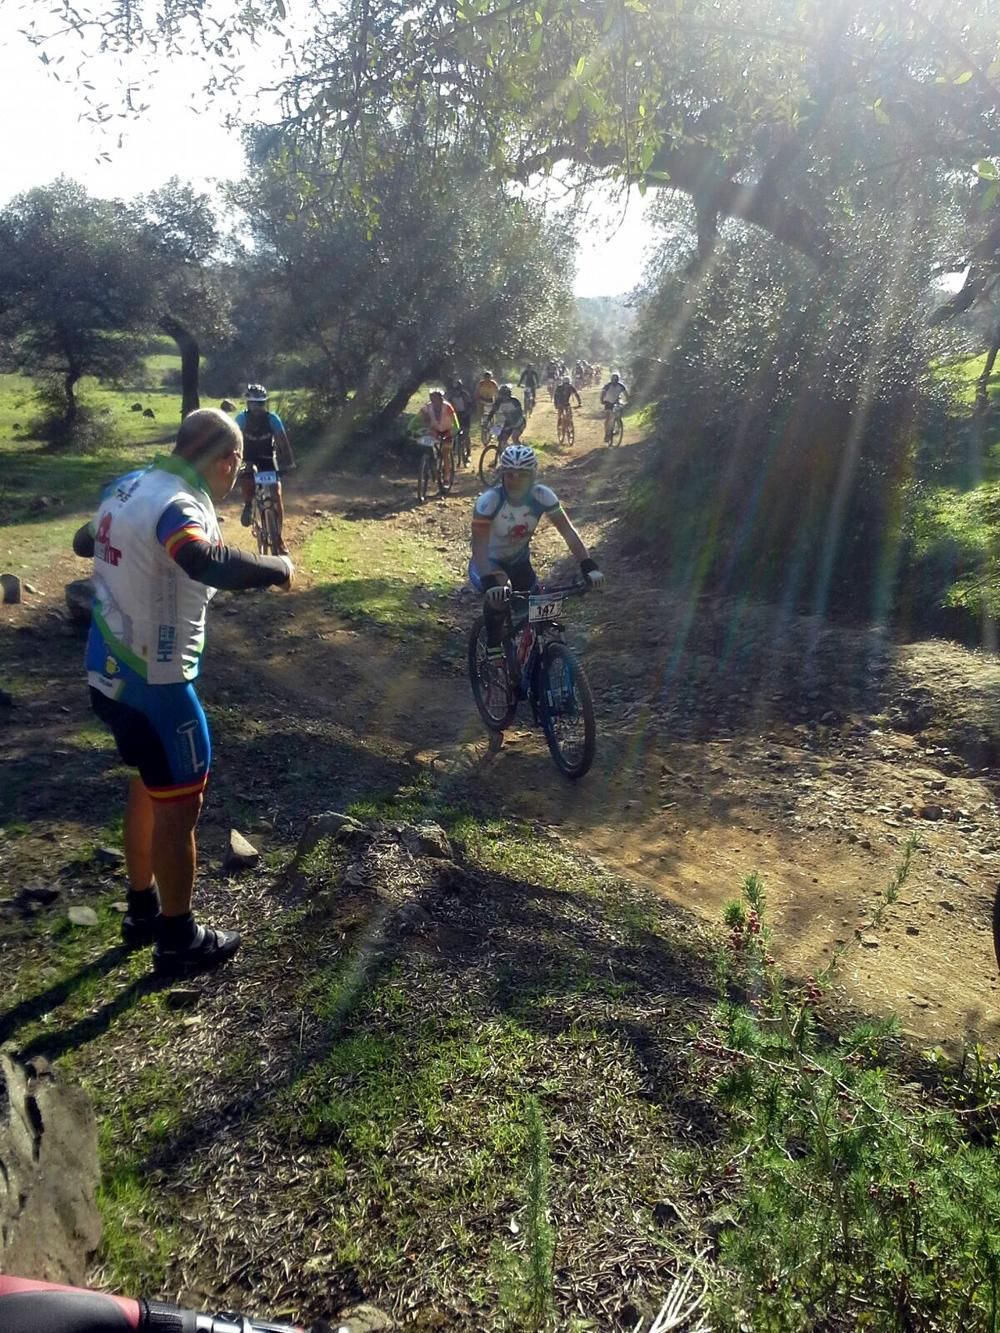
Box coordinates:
[502,583,587,715]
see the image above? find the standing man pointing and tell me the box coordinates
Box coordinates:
[74,409,293,976]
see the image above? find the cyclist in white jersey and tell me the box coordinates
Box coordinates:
[72,410,293,976]
[469,444,604,669]
[600,372,629,443]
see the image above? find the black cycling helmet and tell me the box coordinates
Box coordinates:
[497,383,512,399]
[246,383,268,403]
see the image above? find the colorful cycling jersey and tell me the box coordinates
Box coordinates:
[601,381,629,406]
[472,483,562,566]
[419,401,459,437]
[477,377,499,404]
[234,409,285,463]
[85,455,223,687]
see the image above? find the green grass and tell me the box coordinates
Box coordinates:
[304,516,461,632]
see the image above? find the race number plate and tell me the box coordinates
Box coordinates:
[528,594,565,623]
[256,470,279,486]
[420,435,436,449]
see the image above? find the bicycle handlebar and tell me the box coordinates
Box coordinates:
[0,1276,344,1333]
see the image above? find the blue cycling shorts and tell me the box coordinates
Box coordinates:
[87,626,210,800]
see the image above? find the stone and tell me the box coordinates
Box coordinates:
[0,1054,101,1283]
[18,883,61,907]
[0,688,12,706]
[919,804,943,821]
[94,846,124,866]
[1,573,22,604]
[68,906,99,927]
[165,987,201,1010]
[423,856,468,893]
[220,399,236,413]
[65,578,95,626]
[859,933,880,948]
[400,821,453,862]
[142,407,155,419]
[336,1305,396,1332]
[130,402,143,411]
[226,829,260,871]
[23,581,39,595]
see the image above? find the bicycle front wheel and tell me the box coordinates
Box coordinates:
[417,450,434,503]
[479,443,500,486]
[539,642,596,779]
[567,416,575,446]
[612,414,624,447]
[468,617,517,731]
[262,505,281,556]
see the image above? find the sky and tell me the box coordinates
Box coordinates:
[0,11,656,297]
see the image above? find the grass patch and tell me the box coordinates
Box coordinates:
[304,517,461,632]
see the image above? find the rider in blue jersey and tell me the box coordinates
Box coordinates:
[234,384,295,553]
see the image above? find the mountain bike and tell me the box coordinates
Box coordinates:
[557,404,575,446]
[252,465,283,555]
[456,419,472,467]
[604,402,625,447]
[478,424,503,486]
[468,580,596,779]
[0,1274,351,1332]
[522,385,536,416]
[479,404,494,446]
[417,433,455,503]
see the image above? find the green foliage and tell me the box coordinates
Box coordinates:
[626,208,961,620]
[702,863,1000,1331]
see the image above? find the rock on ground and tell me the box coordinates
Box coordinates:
[65,578,95,627]
[0,1054,101,1283]
[226,829,261,871]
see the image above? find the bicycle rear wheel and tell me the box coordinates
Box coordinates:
[468,617,517,731]
[417,450,434,503]
[539,642,596,779]
[611,414,624,447]
[479,443,500,486]
[439,446,455,495]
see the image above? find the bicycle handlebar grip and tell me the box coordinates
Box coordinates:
[0,1275,142,1330]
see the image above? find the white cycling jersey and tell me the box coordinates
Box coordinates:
[472,483,562,566]
[87,456,222,685]
[601,381,629,406]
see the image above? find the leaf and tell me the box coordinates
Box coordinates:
[975,160,998,180]
[273,0,286,16]
[574,55,586,78]
[982,182,1000,212]
[953,70,974,85]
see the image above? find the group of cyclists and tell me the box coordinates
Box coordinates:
[207,365,630,560]
[411,363,630,489]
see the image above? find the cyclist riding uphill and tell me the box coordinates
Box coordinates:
[469,443,604,666]
[518,363,540,410]
[413,388,459,449]
[235,384,295,554]
[599,371,629,443]
[485,384,527,444]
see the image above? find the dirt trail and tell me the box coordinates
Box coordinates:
[268,388,1000,1047]
[3,388,999,1047]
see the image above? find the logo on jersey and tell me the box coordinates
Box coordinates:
[508,523,530,540]
[95,513,123,566]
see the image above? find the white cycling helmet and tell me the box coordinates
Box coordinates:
[246,383,268,402]
[499,444,537,471]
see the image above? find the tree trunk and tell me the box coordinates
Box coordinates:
[64,371,79,426]
[360,363,439,441]
[975,325,1000,415]
[159,315,200,417]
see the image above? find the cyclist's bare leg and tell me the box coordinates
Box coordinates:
[125,776,155,894]
[151,792,204,918]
